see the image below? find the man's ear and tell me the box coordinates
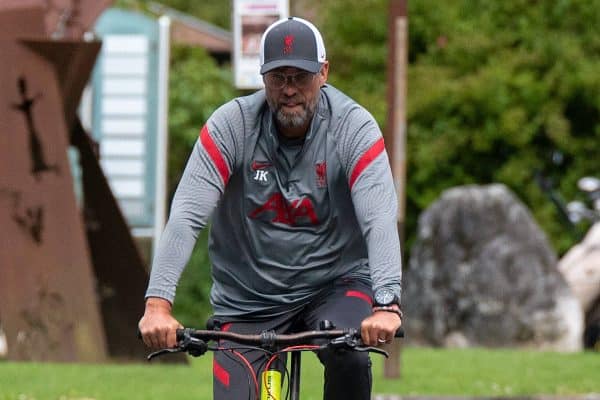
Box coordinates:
[318,61,329,86]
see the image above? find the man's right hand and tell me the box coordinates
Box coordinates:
[138,297,183,350]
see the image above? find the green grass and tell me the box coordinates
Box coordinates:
[0,348,598,400]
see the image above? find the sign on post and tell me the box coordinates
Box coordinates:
[233,0,288,89]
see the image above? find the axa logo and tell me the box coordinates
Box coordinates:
[283,35,294,54]
[249,193,319,226]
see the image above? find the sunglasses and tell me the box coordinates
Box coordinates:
[263,71,316,90]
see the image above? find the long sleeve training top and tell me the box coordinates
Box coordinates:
[146,85,402,318]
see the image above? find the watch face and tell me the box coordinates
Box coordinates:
[374,289,395,306]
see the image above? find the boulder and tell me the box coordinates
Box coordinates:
[404,184,583,351]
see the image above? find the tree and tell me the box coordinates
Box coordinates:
[167,45,238,194]
[314,0,600,253]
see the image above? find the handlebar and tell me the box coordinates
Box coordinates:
[176,327,404,346]
[146,326,404,361]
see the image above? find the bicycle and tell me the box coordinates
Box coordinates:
[145,321,404,400]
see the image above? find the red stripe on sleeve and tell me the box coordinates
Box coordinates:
[200,124,230,185]
[348,138,385,189]
[346,290,373,306]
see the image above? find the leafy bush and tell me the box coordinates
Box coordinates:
[315,0,600,254]
[167,45,239,198]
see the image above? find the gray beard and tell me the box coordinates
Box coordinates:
[267,97,317,129]
[276,107,309,128]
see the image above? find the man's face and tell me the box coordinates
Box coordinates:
[263,63,329,134]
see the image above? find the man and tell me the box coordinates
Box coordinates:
[139,17,402,400]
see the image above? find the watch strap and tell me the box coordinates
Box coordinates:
[372,305,403,319]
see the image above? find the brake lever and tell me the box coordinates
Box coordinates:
[327,335,389,357]
[147,347,183,361]
[353,345,389,358]
[147,336,208,360]
[328,334,359,349]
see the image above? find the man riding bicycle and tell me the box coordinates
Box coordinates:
[139,17,402,400]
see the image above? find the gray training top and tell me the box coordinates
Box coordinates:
[146,84,402,318]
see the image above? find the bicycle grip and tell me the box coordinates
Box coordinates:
[394,328,405,338]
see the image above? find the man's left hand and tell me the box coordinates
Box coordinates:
[360,307,402,346]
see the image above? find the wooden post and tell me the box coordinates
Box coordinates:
[383,0,408,379]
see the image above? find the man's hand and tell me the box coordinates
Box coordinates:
[138,297,182,350]
[360,306,402,346]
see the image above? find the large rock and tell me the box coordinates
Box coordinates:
[404,184,583,351]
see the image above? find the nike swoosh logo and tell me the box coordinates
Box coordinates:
[251,161,272,170]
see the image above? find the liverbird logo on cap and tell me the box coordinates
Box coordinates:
[283,35,294,54]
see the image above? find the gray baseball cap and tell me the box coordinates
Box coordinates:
[259,17,327,74]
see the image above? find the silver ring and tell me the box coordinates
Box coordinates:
[377,337,386,344]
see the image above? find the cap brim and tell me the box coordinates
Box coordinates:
[260,59,323,74]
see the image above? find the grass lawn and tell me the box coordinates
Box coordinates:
[0,347,598,400]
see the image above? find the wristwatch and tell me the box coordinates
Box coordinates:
[373,288,399,307]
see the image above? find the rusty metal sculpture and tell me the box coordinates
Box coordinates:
[0,1,153,362]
